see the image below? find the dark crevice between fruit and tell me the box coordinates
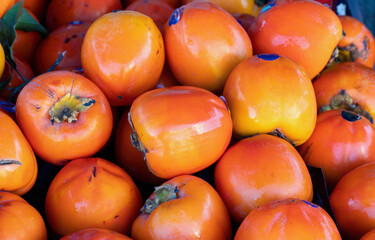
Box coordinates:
[140,184,179,214]
[320,90,374,124]
[268,129,295,146]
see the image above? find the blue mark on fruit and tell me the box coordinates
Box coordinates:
[302,200,318,208]
[169,8,182,26]
[258,53,279,61]
[260,0,276,14]
[69,20,84,25]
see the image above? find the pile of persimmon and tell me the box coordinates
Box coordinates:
[1,0,375,239]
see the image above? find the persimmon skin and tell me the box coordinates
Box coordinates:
[330,162,375,239]
[163,1,252,93]
[45,157,143,236]
[129,86,232,179]
[313,62,375,125]
[0,191,47,240]
[338,15,375,68]
[15,0,48,21]
[215,134,313,223]
[61,228,133,240]
[131,175,232,239]
[361,229,375,240]
[0,111,37,196]
[223,54,317,146]
[234,198,341,240]
[182,0,255,15]
[126,0,173,32]
[45,0,123,31]
[81,11,165,106]
[34,22,90,75]
[299,109,375,191]
[15,71,113,165]
[248,0,342,79]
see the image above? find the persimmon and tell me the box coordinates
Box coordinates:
[61,228,133,240]
[223,54,316,146]
[0,54,35,101]
[234,198,341,240]
[129,86,232,179]
[124,0,180,8]
[131,175,232,239]
[0,111,37,196]
[115,110,163,184]
[15,0,48,21]
[0,191,47,240]
[155,63,179,89]
[163,1,252,93]
[215,134,313,223]
[45,0,123,31]
[330,162,375,239]
[248,0,342,79]
[337,15,375,68]
[15,71,113,165]
[81,10,165,106]
[126,0,173,32]
[45,157,143,236]
[0,44,4,78]
[313,62,375,125]
[299,109,375,191]
[34,21,90,74]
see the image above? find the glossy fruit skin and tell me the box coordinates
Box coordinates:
[223,54,316,146]
[215,134,313,223]
[183,0,255,15]
[330,162,375,239]
[361,229,375,240]
[338,15,375,68]
[45,157,143,236]
[34,22,90,75]
[45,0,123,31]
[126,0,173,32]
[164,1,252,93]
[15,71,113,165]
[115,110,163,184]
[0,44,5,78]
[82,11,165,106]
[0,54,35,101]
[131,175,232,239]
[234,198,341,240]
[12,10,42,64]
[0,111,37,196]
[248,0,342,79]
[129,86,232,179]
[299,109,375,191]
[61,228,133,240]
[313,62,375,125]
[0,191,47,240]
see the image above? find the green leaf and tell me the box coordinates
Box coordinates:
[15,8,48,36]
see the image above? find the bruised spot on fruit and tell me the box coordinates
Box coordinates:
[64,37,71,43]
[92,166,97,177]
[320,90,374,124]
[117,96,122,99]
[0,202,12,208]
[302,200,318,208]
[0,160,22,166]
[258,53,279,61]
[341,110,361,122]
[141,184,178,214]
[114,215,119,219]
[259,0,276,14]
[168,8,182,26]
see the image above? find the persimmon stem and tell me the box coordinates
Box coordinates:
[140,184,178,214]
